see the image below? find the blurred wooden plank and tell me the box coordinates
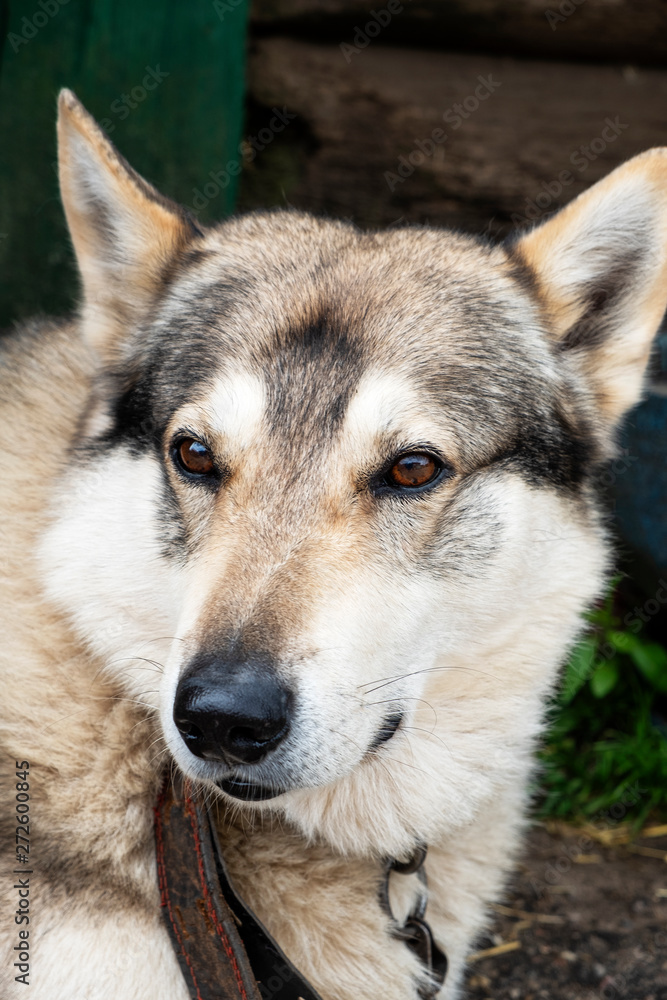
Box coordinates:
[0,0,249,328]
[244,38,667,236]
[251,0,667,65]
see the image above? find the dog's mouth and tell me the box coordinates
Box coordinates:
[215,713,404,802]
[217,777,287,802]
[368,712,404,752]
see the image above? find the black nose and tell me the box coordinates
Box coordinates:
[173,657,292,765]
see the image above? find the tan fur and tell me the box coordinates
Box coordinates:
[2,92,667,1000]
[0,324,186,998]
[57,89,194,355]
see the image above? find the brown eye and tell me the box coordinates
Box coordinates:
[174,437,215,477]
[386,453,441,490]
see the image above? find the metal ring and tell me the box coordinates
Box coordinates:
[379,844,429,921]
[391,843,427,875]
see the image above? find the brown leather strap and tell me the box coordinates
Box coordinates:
[155,775,325,1000]
[155,776,261,1000]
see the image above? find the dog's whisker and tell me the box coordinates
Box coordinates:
[147,740,172,766]
[400,725,453,754]
[145,733,168,753]
[136,635,186,645]
[377,752,433,780]
[366,696,439,728]
[42,706,101,732]
[372,746,433,779]
[359,663,498,696]
[106,655,165,674]
[41,692,152,732]
[148,747,171,769]
[329,728,367,756]
[360,662,500,689]
[125,713,161,737]
[329,728,402,790]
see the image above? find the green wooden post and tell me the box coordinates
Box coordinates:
[0,0,249,328]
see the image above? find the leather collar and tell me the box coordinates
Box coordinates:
[154,776,447,999]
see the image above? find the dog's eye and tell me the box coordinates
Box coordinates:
[385,453,442,490]
[174,437,215,477]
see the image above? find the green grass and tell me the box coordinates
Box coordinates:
[536,581,667,827]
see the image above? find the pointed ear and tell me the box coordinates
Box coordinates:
[512,149,667,426]
[57,89,199,354]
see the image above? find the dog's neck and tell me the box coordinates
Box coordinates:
[212,797,446,997]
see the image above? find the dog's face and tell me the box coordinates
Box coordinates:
[40,93,667,855]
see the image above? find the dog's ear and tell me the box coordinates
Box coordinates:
[57,88,198,354]
[513,149,667,426]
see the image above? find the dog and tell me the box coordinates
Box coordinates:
[1,89,666,999]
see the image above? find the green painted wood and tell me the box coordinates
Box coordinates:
[0,0,249,328]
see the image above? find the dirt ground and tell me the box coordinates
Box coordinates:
[464,825,667,1000]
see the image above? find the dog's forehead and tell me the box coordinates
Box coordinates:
[159,218,545,387]
[169,216,531,353]
[154,219,558,466]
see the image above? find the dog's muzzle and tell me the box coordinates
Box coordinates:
[173,655,292,769]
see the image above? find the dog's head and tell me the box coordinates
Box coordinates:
[41,92,667,855]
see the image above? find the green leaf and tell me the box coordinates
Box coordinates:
[607,629,640,654]
[629,642,667,693]
[590,659,620,698]
[560,636,598,704]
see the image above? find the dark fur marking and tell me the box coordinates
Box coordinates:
[495,408,595,491]
[559,248,648,353]
[92,274,256,456]
[99,370,161,454]
[177,247,217,272]
[156,244,215,297]
[503,242,544,303]
[261,312,365,457]
[426,354,596,493]
[158,464,189,560]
